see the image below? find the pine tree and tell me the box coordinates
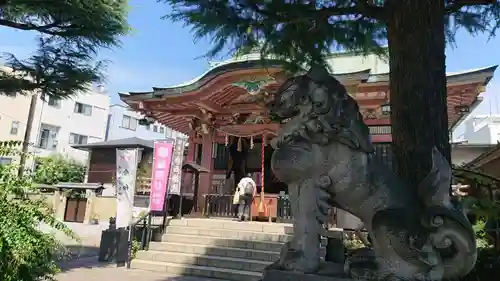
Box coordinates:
[0,0,130,95]
[0,0,130,175]
[160,0,499,189]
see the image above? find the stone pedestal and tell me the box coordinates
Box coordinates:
[262,262,354,281]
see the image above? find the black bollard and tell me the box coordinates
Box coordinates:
[325,229,345,263]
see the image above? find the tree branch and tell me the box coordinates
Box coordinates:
[0,19,76,36]
[357,0,386,20]
[242,0,385,24]
[445,0,496,13]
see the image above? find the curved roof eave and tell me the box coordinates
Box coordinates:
[147,59,286,98]
[120,67,373,102]
[154,58,287,90]
[446,65,497,85]
[366,65,498,84]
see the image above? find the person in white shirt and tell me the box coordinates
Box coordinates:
[236,173,256,221]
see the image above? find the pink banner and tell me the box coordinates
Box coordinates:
[149,140,174,211]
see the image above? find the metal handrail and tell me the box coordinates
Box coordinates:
[126,211,152,269]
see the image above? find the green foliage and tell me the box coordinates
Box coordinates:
[344,235,366,250]
[0,141,78,281]
[33,155,85,185]
[457,169,500,280]
[461,247,500,281]
[130,240,140,260]
[160,0,500,70]
[473,219,492,249]
[0,38,107,98]
[0,0,130,96]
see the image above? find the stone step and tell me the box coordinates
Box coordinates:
[162,233,285,252]
[130,259,262,281]
[149,241,280,262]
[137,250,271,272]
[165,226,292,242]
[168,218,294,234]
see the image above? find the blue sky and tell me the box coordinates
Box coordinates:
[1,0,499,137]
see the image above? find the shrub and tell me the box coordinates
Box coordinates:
[33,155,85,185]
[0,141,77,281]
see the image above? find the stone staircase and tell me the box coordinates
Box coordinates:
[130,218,293,281]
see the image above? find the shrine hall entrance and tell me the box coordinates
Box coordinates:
[246,143,287,194]
[213,137,288,195]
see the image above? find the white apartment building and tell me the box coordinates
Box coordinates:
[0,93,31,165]
[0,86,109,165]
[460,115,500,144]
[105,104,186,141]
[28,88,110,164]
[450,115,500,166]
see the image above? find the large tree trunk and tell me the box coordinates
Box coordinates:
[386,0,451,189]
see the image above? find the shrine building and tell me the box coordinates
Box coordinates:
[119,51,497,213]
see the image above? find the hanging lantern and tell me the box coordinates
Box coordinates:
[237,137,242,152]
[225,134,229,146]
[250,136,254,149]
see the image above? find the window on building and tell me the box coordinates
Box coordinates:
[69,133,88,145]
[47,96,61,108]
[74,102,92,116]
[121,115,137,130]
[159,127,165,134]
[0,157,12,166]
[165,127,173,138]
[10,121,19,135]
[39,129,50,149]
[153,125,158,132]
[38,125,59,149]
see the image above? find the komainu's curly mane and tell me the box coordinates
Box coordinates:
[268,66,373,153]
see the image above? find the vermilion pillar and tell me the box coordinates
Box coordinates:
[197,132,214,211]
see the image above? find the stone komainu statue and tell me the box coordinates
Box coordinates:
[266,65,476,281]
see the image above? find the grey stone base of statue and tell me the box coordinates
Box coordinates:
[265,66,477,281]
[262,262,353,281]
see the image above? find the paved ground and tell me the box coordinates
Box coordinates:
[40,221,109,258]
[50,220,224,281]
[56,257,226,281]
[47,219,234,281]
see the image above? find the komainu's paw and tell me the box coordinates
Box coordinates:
[344,248,378,280]
[276,242,321,273]
[348,264,378,280]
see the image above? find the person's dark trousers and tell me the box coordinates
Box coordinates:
[238,194,252,221]
[233,204,239,218]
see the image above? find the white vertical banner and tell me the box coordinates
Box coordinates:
[116,148,139,228]
[167,138,186,195]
